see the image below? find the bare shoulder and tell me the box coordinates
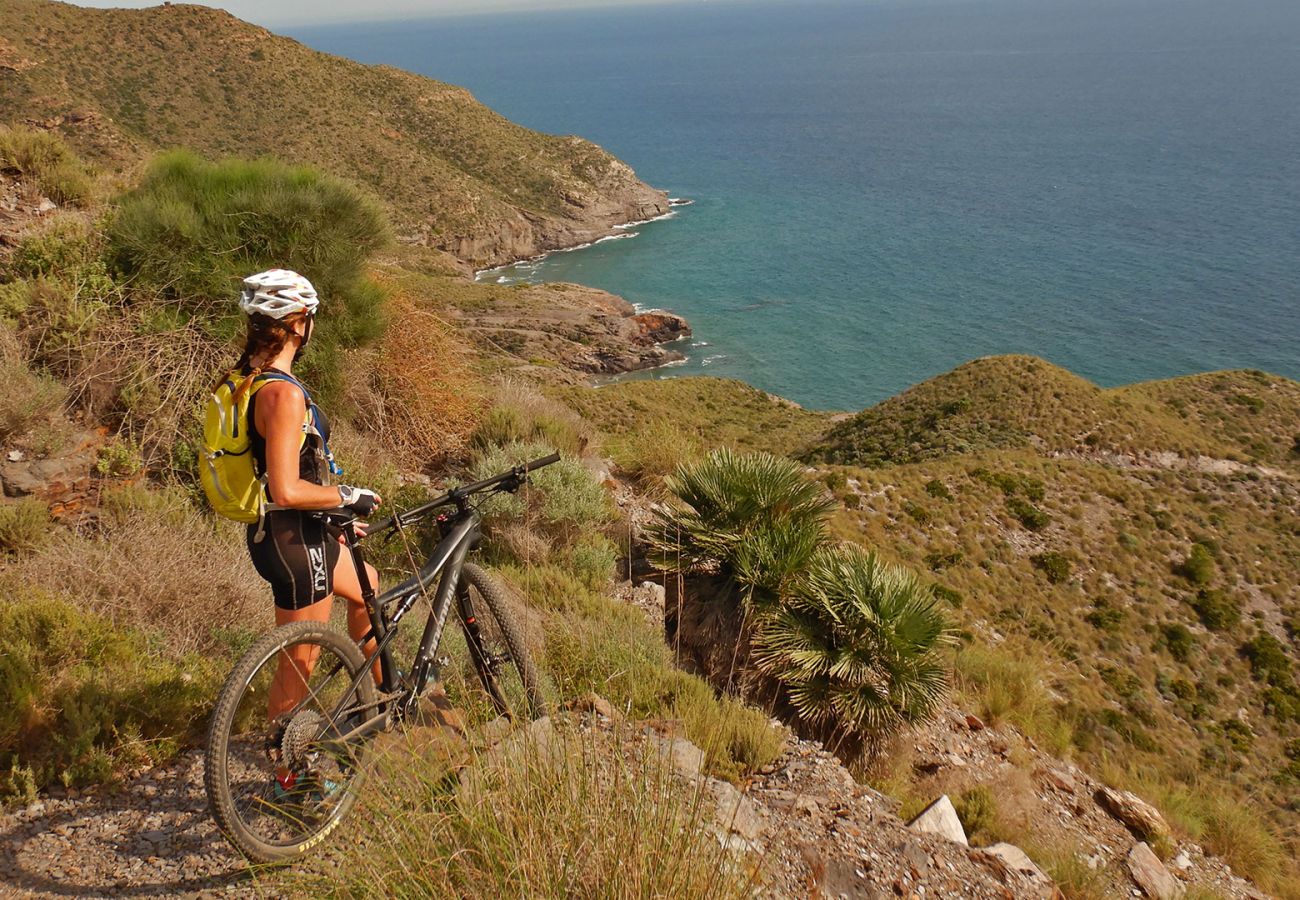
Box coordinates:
[254,379,306,423]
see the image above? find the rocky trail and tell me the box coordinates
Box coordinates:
[0,682,1272,900]
[0,751,248,898]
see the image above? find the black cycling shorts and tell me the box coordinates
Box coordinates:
[246,510,340,611]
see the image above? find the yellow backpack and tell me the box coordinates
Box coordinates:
[199,371,336,524]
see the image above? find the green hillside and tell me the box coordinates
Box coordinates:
[807,354,1300,470]
[0,0,667,267]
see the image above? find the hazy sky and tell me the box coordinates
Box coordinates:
[70,0,709,27]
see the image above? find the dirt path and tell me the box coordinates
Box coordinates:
[0,751,251,899]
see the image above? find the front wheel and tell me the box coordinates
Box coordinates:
[448,563,546,726]
[204,621,378,864]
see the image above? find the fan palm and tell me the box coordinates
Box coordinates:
[644,448,835,606]
[752,545,953,746]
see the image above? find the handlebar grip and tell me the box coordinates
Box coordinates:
[522,452,561,472]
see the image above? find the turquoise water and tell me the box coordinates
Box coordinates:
[291,0,1300,411]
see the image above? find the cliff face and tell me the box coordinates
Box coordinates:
[0,0,668,268]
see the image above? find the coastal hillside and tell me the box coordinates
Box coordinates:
[1,3,1297,896]
[793,355,1300,884]
[807,355,1300,470]
[0,0,668,267]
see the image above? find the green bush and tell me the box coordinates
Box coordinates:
[1161,623,1195,663]
[0,594,216,793]
[0,499,52,555]
[1007,497,1051,531]
[752,545,952,748]
[1031,551,1071,584]
[106,151,391,405]
[644,448,834,604]
[954,785,999,845]
[472,440,613,539]
[1085,598,1125,632]
[0,126,92,205]
[923,478,952,500]
[1191,588,1241,632]
[565,533,618,590]
[1176,543,1216,586]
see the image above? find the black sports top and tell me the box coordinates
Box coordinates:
[245,368,330,485]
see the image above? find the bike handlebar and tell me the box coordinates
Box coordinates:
[365,451,561,536]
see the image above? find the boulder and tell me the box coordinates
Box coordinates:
[1098,787,1171,840]
[704,778,764,841]
[984,843,1048,882]
[906,795,968,846]
[651,734,706,777]
[1126,842,1185,900]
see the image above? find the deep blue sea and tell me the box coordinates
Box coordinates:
[290,0,1300,411]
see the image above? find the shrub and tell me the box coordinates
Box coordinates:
[472,440,613,541]
[644,448,834,604]
[4,485,267,655]
[1241,633,1292,686]
[954,785,999,845]
[1031,551,1071,584]
[284,727,755,899]
[925,549,963,571]
[1084,598,1125,632]
[617,418,702,490]
[923,478,952,500]
[931,583,963,608]
[1190,589,1241,632]
[107,151,390,406]
[1007,497,1051,531]
[0,594,216,791]
[0,126,92,205]
[565,533,618,590]
[1176,543,1216,586]
[0,499,52,555]
[345,285,482,469]
[0,326,67,441]
[752,545,952,749]
[1161,623,1195,662]
[471,378,592,458]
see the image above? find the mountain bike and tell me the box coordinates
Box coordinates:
[204,453,557,863]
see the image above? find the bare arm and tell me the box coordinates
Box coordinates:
[254,381,348,510]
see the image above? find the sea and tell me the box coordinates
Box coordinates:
[289,0,1300,411]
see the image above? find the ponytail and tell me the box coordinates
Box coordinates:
[214,312,306,402]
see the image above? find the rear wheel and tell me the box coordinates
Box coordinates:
[441,563,545,727]
[204,621,377,864]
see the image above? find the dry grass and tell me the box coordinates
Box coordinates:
[283,723,755,899]
[472,376,595,459]
[343,277,483,470]
[0,323,67,442]
[3,484,268,655]
[0,126,93,205]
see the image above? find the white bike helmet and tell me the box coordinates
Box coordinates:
[239,269,319,319]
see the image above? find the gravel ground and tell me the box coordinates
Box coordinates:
[0,751,253,899]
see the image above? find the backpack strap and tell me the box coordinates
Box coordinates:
[248,371,343,478]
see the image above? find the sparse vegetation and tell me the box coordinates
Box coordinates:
[285,727,755,899]
[0,126,92,205]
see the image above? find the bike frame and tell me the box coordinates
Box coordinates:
[321,506,481,743]
[299,452,559,745]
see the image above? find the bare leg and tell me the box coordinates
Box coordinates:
[267,596,334,722]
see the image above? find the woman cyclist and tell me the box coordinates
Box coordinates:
[222,269,382,797]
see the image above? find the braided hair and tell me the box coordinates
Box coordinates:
[215,312,307,402]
